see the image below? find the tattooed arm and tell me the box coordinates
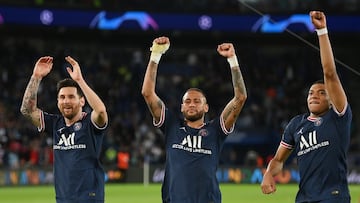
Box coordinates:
[141,36,169,123]
[217,43,247,131]
[20,56,53,127]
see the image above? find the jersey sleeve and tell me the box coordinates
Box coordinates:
[280,116,298,150]
[39,111,57,134]
[220,115,234,135]
[153,104,166,128]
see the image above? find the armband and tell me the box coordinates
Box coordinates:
[315,28,328,36]
[149,42,170,64]
[227,55,239,68]
[150,52,162,64]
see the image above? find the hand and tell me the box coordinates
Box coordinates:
[65,56,84,82]
[310,11,327,29]
[261,172,277,194]
[32,56,53,79]
[150,36,170,54]
[217,43,235,58]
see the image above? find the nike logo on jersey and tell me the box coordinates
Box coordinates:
[297,127,303,135]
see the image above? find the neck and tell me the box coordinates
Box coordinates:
[185,119,205,129]
[64,112,83,126]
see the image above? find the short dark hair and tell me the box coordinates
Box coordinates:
[312,79,324,85]
[183,88,207,103]
[185,87,206,97]
[56,78,84,97]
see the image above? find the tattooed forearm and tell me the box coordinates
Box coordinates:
[222,66,248,127]
[223,102,239,122]
[20,76,41,116]
[146,99,163,121]
[149,66,158,82]
[231,67,247,97]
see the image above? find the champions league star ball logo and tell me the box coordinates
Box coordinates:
[314,117,323,126]
[198,129,208,137]
[74,122,82,131]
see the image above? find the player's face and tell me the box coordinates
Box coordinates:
[57,87,85,120]
[307,83,331,116]
[181,90,208,122]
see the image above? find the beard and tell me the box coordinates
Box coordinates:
[60,106,79,120]
[61,111,77,120]
[183,110,204,122]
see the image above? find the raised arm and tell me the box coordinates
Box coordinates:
[310,11,347,112]
[141,36,170,123]
[217,43,247,131]
[65,56,108,127]
[20,56,53,127]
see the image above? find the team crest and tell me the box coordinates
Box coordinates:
[74,122,82,131]
[198,129,208,137]
[314,117,323,126]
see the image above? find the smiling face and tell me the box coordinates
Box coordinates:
[307,83,331,117]
[181,89,209,122]
[57,87,85,120]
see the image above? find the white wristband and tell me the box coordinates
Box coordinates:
[150,52,162,64]
[227,55,239,68]
[315,28,328,36]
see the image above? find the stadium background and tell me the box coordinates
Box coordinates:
[0,0,359,192]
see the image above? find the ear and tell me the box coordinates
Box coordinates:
[181,103,184,113]
[204,103,209,113]
[57,99,61,109]
[80,97,86,107]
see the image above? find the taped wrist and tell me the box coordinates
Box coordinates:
[150,52,162,64]
[227,55,239,68]
[315,27,328,36]
[149,42,170,64]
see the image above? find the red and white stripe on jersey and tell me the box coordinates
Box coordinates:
[153,103,165,128]
[333,102,348,117]
[280,141,294,149]
[220,115,234,135]
[38,110,45,132]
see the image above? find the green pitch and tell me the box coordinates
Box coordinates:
[0,183,359,203]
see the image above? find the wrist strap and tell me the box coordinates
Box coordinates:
[227,55,239,68]
[315,28,328,36]
[150,52,162,64]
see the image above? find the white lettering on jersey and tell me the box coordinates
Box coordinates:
[297,130,329,156]
[57,133,75,146]
[173,135,210,155]
[54,132,87,150]
[300,131,317,150]
[181,135,202,149]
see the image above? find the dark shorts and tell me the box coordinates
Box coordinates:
[56,199,104,203]
[299,197,350,203]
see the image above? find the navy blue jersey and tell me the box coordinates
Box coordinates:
[281,105,352,203]
[40,111,107,203]
[156,107,233,203]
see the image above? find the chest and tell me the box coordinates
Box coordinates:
[53,122,90,147]
[293,118,337,152]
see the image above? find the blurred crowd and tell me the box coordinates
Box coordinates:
[0,0,359,14]
[0,32,359,171]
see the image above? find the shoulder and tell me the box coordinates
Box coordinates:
[288,114,306,125]
[43,111,62,121]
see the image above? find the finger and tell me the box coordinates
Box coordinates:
[155,37,169,45]
[45,56,53,64]
[65,56,77,66]
[66,67,73,75]
[262,185,275,194]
